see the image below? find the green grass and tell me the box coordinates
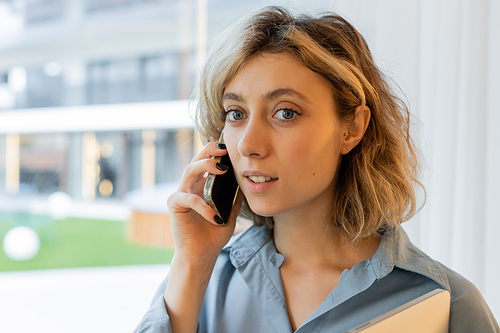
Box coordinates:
[0,216,174,271]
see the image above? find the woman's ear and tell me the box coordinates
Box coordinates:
[341,105,371,155]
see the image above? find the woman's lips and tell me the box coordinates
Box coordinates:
[247,175,275,183]
[242,171,276,178]
[244,176,278,193]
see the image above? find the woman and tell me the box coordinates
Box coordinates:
[135,7,499,333]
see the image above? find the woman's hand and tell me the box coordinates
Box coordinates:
[164,142,244,333]
[167,141,244,263]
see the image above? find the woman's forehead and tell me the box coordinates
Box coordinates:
[223,52,334,101]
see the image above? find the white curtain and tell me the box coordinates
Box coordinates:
[333,0,500,318]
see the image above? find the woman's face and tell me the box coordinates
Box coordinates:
[223,52,346,219]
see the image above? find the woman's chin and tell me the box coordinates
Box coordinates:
[246,201,283,218]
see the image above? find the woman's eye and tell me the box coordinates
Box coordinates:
[275,108,298,120]
[226,110,245,121]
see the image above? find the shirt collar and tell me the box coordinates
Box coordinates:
[371,226,451,291]
[224,224,451,292]
[223,224,273,268]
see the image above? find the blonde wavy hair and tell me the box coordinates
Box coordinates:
[195,6,425,239]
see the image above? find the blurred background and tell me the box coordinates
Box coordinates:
[0,0,498,332]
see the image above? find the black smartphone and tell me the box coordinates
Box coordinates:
[203,131,239,224]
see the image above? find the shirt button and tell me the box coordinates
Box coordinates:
[234,251,241,256]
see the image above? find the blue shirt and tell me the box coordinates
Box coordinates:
[135,225,499,332]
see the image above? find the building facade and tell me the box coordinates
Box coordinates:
[0,0,200,199]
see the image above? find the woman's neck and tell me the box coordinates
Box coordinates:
[272,210,382,272]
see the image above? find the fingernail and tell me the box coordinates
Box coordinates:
[214,215,225,225]
[216,163,229,171]
[217,143,227,150]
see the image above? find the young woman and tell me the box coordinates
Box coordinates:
[135,7,499,333]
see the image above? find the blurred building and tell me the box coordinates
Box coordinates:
[0,0,335,200]
[0,0,199,199]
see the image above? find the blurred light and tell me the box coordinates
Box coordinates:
[0,3,23,35]
[6,134,20,195]
[95,141,101,161]
[8,66,27,93]
[0,87,14,109]
[82,132,97,199]
[100,141,114,159]
[3,226,41,261]
[47,191,72,220]
[99,179,113,197]
[43,62,62,77]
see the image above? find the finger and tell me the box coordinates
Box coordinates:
[169,191,223,226]
[179,158,230,193]
[191,141,227,163]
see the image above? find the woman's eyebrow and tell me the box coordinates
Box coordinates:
[222,92,245,103]
[222,89,310,104]
[264,88,311,103]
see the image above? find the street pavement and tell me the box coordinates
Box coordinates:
[0,264,170,333]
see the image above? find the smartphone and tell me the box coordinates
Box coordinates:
[203,131,240,224]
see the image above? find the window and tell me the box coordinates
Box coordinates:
[19,134,69,194]
[24,0,64,25]
[86,53,191,104]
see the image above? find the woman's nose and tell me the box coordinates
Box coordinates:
[237,118,268,158]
